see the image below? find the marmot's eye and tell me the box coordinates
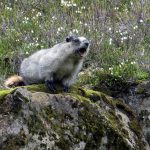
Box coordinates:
[66,37,70,42]
[73,38,80,43]
[66,36,74,42]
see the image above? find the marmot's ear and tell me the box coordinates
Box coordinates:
[66,36,74,42]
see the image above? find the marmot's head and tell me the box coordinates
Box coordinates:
[66,35,90,58]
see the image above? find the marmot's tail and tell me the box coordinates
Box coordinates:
[4,75,24,88]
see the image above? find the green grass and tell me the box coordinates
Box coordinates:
[0,0,150,84]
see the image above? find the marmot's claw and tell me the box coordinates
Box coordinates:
[63,85,69,92]
[46,80,56,92]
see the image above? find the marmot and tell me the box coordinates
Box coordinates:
[4,35,90,92]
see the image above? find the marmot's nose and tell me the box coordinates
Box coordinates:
[84,41,89,47]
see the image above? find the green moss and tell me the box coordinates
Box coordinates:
[26,84,50,93]
[77,103,105,148]
[85,106,130,149]
[27,113,46,136]
[76,88,115,108]
[0,89,13,104]
[76,88,144,149]
[129,118,142,138]
[78,88,100,98]
[0,83,63,107]
[0,81,146,149]
[135,87,146,94]
[101,93,115,107]
[41,106,55,122]
[105,109,130,141]
[56,139,72,150]
[0,84,47,104]
[0,83,60,96]
[70,93,131,149]
[129,118,147,150]
[106,130,131,150]
[113,100,134,118]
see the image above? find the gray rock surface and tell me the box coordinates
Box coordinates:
[0,87,147,150]
[96,78,150,148]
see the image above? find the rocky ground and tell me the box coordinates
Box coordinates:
[0,77,150,150]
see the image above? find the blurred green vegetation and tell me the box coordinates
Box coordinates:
[0,0,150,84]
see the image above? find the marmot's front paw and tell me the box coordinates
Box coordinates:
[63,85,69,92]
[45,80,56,93]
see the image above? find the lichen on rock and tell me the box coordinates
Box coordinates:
[0,84,148,150]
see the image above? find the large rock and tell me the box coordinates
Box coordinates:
[123,81,150,147]
[0,86,147,150]
[94,75,150,148]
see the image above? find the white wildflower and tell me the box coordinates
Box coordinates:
[52,16,57,20]
[24,17,29,21]
[99,68,104,71]
[35,43,39,46]
[22,20,28,24]
[61,0,67,5]
[81,6,86,10]
[36,12,42,17]
[108,28,111,31]
[29,43,34,46]
[66,3,72,7]
[131,61,136,65]
[133,25,138,29]
[61,0,77,7]
[75,10,82,13]
[141,49,145,56]
[69,31,73,35]
[57,27,64,32]
[73,3,77,7]
[84,23,88,26]
[109,38,112,45]
[123,37,127,40]
[139,19,143,23]
[121,62,124,65]
[123,31,128,35]
[26,51,29,55]
[72,29,79,33]
[6,7,12,10]
[109,67,113,71]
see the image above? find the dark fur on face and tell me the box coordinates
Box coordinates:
[66,35,89,56]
